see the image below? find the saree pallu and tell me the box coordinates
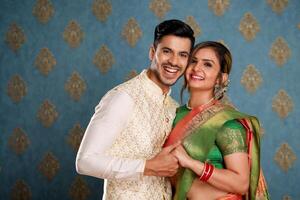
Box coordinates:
[164,103,270,200]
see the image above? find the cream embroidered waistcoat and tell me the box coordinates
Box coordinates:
[103,71,178,200]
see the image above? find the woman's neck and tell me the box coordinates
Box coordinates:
[189,90,214,108]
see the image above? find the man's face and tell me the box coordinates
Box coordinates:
[148,35,192,92]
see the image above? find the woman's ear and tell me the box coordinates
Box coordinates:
[149,45,155,60]
[221,73,229,85]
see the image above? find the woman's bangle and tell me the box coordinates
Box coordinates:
[199,162,214,182]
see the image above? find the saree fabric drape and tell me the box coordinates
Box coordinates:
[164,103,270,200]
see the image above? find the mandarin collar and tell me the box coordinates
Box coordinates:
[140,69,172,97]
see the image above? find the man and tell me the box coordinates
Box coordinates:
[76,19,195,200]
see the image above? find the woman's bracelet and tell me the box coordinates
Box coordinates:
[199,162,214,182]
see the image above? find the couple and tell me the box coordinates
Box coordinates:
[76,19,270,200]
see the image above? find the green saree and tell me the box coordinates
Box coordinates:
[164,102,270,200]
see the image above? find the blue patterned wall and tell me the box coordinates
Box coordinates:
[1,0,299,199]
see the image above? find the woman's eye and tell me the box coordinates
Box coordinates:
[204,62,212,67]
[190,59,197,64]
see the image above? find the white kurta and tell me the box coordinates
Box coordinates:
[76,70,178,200]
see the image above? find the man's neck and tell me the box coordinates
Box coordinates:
[146,70,170,95]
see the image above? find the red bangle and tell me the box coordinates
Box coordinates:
[199,162,214,182]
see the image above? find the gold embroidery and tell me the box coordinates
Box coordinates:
[67,123,85,151]
[35,48,57,76]
[38,152,60,181]
[92,0,112,22]
[274,143,296,172]
[5,23,26,52]
[63,20,84,48]
[124,70,138,81]
[266,0,289,14]
[208,0,230,16]
[239,12,260,41]
[272,89,294,118]
[93,45,115,74]
[65,71,86,101]
[183,104,227,140]
[32,0,54,23]
[8,128,30,155]
[149,0,171,19]
[269,37,291,66]
[241,64,263,93]
[37,100,58,127]
[11,179,32,200]
[121,18,142,47]
[69,176,91,200]
[7,75,27,103]
[185,16,201,37]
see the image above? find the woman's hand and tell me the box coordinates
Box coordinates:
[172,145,193,168]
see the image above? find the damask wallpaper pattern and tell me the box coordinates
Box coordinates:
[0,0,299,199]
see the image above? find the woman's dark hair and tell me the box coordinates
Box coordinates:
[153,19,195,50]
[180,41,232,103]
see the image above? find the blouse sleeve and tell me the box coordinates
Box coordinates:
[75,89,146,180]
[216,119,247,156]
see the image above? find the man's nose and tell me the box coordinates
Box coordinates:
[168,55,179,66]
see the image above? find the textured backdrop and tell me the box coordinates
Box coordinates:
[0,0,299,199]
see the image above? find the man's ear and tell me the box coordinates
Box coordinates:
[149,45,155,61]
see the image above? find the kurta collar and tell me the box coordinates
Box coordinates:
[140,69,172,97]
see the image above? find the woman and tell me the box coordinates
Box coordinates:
[164,41,270,200]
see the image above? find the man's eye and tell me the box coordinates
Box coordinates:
[180,53,188,58]
[163,49,170,53]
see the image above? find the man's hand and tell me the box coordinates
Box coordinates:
[144,141,181,177]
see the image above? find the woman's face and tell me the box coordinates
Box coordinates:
[185,48,221,92]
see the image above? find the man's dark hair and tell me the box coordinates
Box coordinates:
[153,19,195,49]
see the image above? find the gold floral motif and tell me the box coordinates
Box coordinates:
[38,151,60,181]
[241,64,262,93]
[5,23,26,51]
[7,75,27,103]
[274,143,296,172]
[266,0,289,14]
[269,37,291,66]
[32,0,54,23]
[65,72,86,101]
[208,0,230,16]
[185,16,201,37]
[37,100,58,127]
[11,179,32,200]
[283,195,292,200]
[35,48,57,76]
[63,20,84,48]
[93,45,115,74]
[125,70,138,81]
[67,123,85,152]
[8,128,30,155]
[239,12,260,41]
[121,18,142,47]
[149,0,171,19]
[272,89,294,118]
[92,0,112,22]
[69,176,91,200]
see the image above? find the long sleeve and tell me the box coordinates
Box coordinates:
[75,90,146,180]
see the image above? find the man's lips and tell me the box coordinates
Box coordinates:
[163,65,180,74]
